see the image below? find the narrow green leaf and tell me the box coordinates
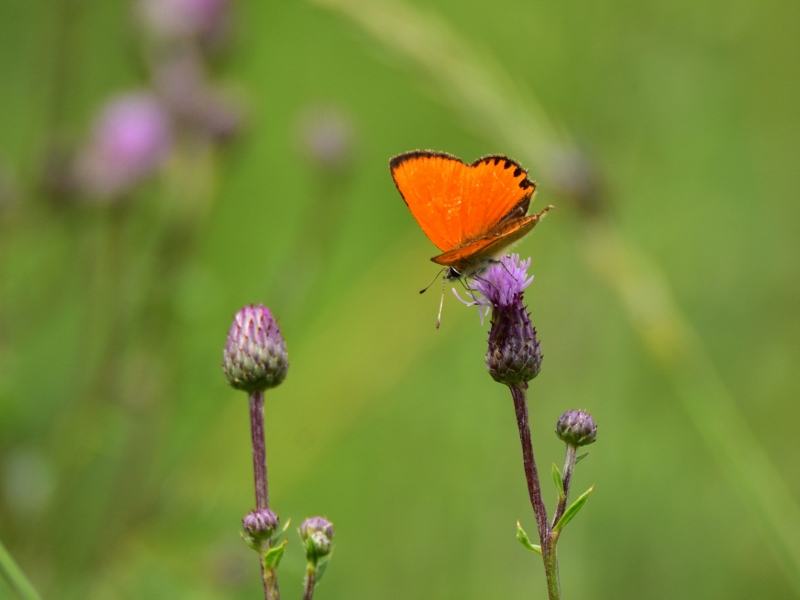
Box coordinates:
[280,517,292,535]
[516,521,542,555]
[315,556,330,583]
[552,462,565,499]
[264,538,288,569]
[575,452,589,465]
[553,485,595,533]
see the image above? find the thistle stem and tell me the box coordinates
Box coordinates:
[249,390,279,600]
[303,565,317,600]
[552,444,577,527]
[509,384,560,600]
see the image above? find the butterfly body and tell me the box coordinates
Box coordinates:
[390,150,551,280]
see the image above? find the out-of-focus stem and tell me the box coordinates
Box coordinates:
[264,561,280,600]
[0,538,42,600]
[552,444,577,528]
[509,384,559,600]
[303,565,317,600]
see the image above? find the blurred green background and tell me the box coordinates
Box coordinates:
[2,0,800,598]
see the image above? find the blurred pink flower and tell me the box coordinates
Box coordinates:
[139,0,230,42]
[75,93,172,200]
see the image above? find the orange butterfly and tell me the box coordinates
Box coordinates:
[390,150,551,325]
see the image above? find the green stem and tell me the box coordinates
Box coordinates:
[552,444,578,527]
[303,565,317,600]
[0,538,42,600]
[263,563,280,600]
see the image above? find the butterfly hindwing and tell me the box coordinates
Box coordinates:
[430,207,550,268]
[390,151,536,252]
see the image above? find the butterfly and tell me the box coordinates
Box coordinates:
[390,150,551,326]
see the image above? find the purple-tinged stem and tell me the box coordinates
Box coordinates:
[250,390,269,510]
[249,390,279,600]
[509,384,560,600]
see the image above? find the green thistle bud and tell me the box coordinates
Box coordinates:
[555,410,597,447]
[223,304,288,392]
[242,508,279,553]
[299,516,334,562]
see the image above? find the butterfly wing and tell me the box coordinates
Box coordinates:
[431,206,551,268]
[390,151,536,252]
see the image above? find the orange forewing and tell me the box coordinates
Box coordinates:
[390,151,536,253]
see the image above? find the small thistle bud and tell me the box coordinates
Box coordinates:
[222,304,288,392]
[299,516,334,561]
[242,508,278,552]
[555,410,597,447]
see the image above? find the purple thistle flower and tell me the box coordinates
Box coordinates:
[75,93,172,200]
[457,254,542,385]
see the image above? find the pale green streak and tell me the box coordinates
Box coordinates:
[0,538,42,600]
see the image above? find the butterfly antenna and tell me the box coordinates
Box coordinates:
[435,276,446,329]
[473,273,501,295]
[420,267,447,294]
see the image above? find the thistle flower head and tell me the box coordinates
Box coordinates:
[555,410,597,447]
[299,516,334,561]
[242,508,278,552]
[473,254,535,309]
[75,93,172,200]
[456,255,542,386]
[222,304,288,393]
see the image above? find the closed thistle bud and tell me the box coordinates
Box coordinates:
[222,305,288,392]
[242,508,279,553]
[299,516,334,561]
[555,410,597,447]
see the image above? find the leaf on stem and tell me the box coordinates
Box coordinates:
[264,538,288,569]
[552,462,565,500]
[575,452,589,465]
[516,521,542,555]
[315,556,330,583]
[553,485,595,533]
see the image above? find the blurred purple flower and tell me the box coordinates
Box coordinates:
[154,51,242,141]
[75,93,172,200]
[298,106,356,174]
[139,0,230,42]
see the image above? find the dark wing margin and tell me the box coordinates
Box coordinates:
[473,154,537,193]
